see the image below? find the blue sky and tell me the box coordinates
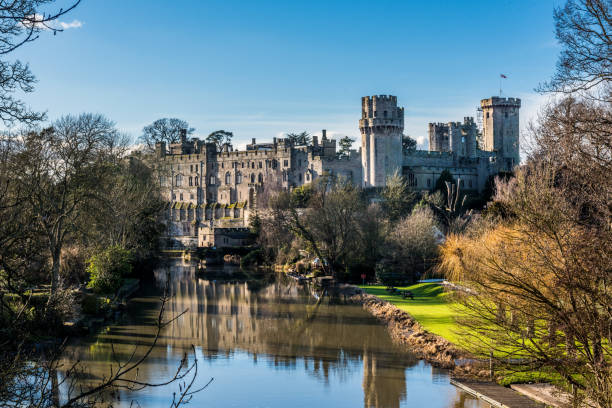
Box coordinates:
[13,0,562,148]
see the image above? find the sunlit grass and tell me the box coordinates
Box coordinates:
[358,283,465,345]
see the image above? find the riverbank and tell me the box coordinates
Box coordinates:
[347,285,463,369]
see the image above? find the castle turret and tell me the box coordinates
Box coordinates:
[359,95,404,187]
[481,97,521,167]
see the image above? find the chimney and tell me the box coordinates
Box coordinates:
[322,129,327,140]
[313,135,319,146]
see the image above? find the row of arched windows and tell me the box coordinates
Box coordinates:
[175,172,265,187]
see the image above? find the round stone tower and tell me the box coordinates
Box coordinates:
[359,95,404,187]
[480,96,521,167]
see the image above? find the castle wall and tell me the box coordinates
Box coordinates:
[158,94,521,248]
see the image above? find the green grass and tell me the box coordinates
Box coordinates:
[359,283,464,345]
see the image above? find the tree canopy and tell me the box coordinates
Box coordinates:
[140,118,194,151]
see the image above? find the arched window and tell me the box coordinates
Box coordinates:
[258,173,263,183]
[384,110,388,118]
[189,176,193,186]
[209,175,216,185]
[250,174,255,183]
[225,172,231,185]
[195,177,198,186]
[258,161,262,169]
[251,162,255,169]
[175,174,182,187]
[236,172,242,184]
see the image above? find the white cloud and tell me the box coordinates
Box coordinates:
[21,14,83,30]
[60,20,83,29]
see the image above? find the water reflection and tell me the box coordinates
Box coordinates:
[61,261,486,408]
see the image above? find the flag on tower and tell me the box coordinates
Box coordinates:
[500,74,507,78]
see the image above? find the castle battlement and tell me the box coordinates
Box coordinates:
[481,96,521,108]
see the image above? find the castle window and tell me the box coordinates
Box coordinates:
[225,172,231,185]
[172,193,176,200]
[209,175,216,185]
[180,193,183,201]
[190,193,194,199]
[251,162,255,169]
[195,177,198,186]
[486,112,490,118]
[258,162,262,169]
[222,162,224,168]
[384,111,388,118]
[236,172,242,184]
[250,174,255,183]
[189,176,193,186]
[284,160,288,167]
[258,173,263,183]
[175,174,182,187]
[298,159,302,167]
[241,162,244,168]
[407,173,417,187]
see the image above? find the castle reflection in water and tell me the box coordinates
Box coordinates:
[62,261,481,408]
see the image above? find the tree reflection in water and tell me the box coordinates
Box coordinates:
[61,260,485,408]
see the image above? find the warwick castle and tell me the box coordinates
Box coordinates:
[157,95,521,248]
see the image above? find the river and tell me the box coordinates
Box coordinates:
[60,260,486,408]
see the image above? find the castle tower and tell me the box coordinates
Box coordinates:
[359,95,404,187]
[481,97,521,166]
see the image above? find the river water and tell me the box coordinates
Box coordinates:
[61,260,486,408]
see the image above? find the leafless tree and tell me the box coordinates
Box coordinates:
[539,0,612,99]
[0,0,81,125]
[1,279,212,407]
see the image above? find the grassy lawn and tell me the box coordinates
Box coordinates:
[359,283,464,345]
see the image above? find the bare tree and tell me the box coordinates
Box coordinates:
[140,118,194,151]
[14,114,126,294]
[0,0,81,125]
[1,279,212,407]
[539,0,612,98]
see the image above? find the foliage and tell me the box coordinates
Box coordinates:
[139,118,194,151]
[337,136,355,157]
[206,130,233,151]
[290,184,313,207]
[248,212,262,236]
[434,169,454,195]
[384,207,439,283]
[402,135,417,152]
[380,170,415,221]
[240,248,264,269]
[440,163,612,407]
[86,246,133,294]
[285,131,311,146]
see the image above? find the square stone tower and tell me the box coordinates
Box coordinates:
[359,95,404,187]
[481,97,521,167]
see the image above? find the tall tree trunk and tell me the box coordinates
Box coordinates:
[50,245,61,294]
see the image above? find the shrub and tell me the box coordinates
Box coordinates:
[240,248,264,269]
[86,246,133,294]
